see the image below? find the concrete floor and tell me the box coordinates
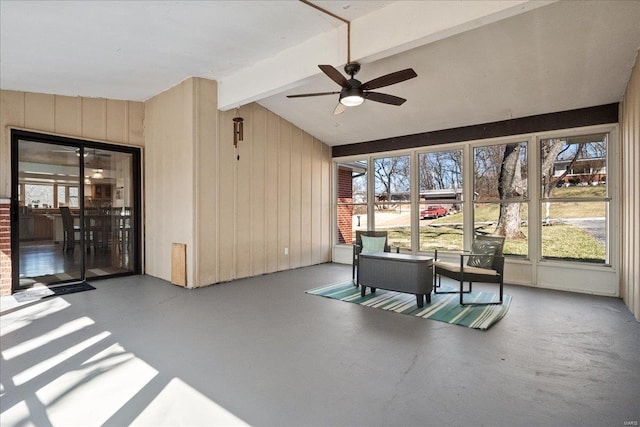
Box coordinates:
[1,263,639,427]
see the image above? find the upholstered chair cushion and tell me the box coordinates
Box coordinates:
[467,239,502,269]
[361,235,387,253]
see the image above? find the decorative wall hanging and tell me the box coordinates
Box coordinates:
[233,108,244,161]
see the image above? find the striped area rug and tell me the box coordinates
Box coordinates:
[306,281,511,330]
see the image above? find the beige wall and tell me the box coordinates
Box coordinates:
[621,51,640,321]
[144,79,331,287]
[144,77,219,287]
[217,103,332,283]
[0,90,144,198]
[1,83,331,290]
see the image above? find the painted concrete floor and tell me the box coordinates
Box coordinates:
[1,263,639,427]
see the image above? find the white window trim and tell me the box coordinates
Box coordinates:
[332,123,619,296]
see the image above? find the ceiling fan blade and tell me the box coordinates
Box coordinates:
[363,91,407,106]
[318,65,351,89]
[333,103,347,115]
[287,91,341,98]
[361,68,417,91]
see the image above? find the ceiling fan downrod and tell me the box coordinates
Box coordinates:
[299,0,351,64]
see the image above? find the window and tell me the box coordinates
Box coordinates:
[540,133,608,263]
[374,155,411,249]
[336,160,367,244]
[473,142,528,257]
[24,184,54,208]
[418,149,464,252]
[56,185,79,208]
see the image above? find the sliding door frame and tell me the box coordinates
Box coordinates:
[10,129,142,291]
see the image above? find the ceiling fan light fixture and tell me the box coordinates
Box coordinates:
[91,169,104,179]
[340,89,364,107]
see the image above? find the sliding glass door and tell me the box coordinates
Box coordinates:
[15,140,83,288]
[11,130,141,291]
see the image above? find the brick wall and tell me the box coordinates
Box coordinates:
[0,200,11,296]
[337,167,353,244]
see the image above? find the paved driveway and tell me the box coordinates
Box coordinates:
[561,217,606,245]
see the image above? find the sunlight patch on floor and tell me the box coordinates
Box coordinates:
[2,317,95,361]
[0,298,70,337]
[132,377,250,426]
[35,343,158,426]
[13,331,111,386]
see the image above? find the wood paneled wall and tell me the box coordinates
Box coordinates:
[0,90,144,198]
[217,103,332,283]
[621,51,640,321]
[144,80,331,287]
[144,79,199,286]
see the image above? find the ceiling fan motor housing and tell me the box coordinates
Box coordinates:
[344,62,361,77]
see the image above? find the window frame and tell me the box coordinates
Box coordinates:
[537,131,612,265]
[332,124,617,271]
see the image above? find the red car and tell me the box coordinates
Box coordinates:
[421,205,448,219]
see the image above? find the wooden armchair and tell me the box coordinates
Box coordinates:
[433,235,506,305]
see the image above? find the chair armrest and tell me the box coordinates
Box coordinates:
[435,249,468,261]
[457,253,505,273]
[353,244,362,257]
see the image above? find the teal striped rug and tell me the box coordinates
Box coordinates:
[306,281,511,330]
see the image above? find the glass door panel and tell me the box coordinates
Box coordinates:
[83,148,135,277]
[16,140,83,288]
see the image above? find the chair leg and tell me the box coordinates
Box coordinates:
[460,280,504,306]
[434,274,472,295]
[352,261,356,285]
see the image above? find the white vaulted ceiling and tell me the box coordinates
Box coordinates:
[1,1,639,146]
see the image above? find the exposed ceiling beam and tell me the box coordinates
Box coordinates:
[218,0,555,111]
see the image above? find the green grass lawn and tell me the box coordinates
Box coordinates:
[384,221,604,263]
[368,185,607,261]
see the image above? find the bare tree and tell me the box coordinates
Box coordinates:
[495,143,527,238]
[541,139,585,198]
[374,156,409,210]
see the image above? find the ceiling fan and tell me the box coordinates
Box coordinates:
[287,63,417,114]
[287,0,417,114]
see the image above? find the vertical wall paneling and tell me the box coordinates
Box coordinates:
[24,92,55,132]
[0,91,25,197]
[251,106,267,276]
[128,102,145,145]
[218,108,237,282]
[621,52,640,321]
[215,104,331,279]
[265,111,280,273]
[144,80,196,284]
[302,133,313,266]
[54,96,81,136]
[321,143,332,261]
[106,99,127,143]
[278,119,291,271]
[289,127,302,269]
[81,97,107,141]
[311,138,322,264]
[236,106,253,279]
[195,78,218,287]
